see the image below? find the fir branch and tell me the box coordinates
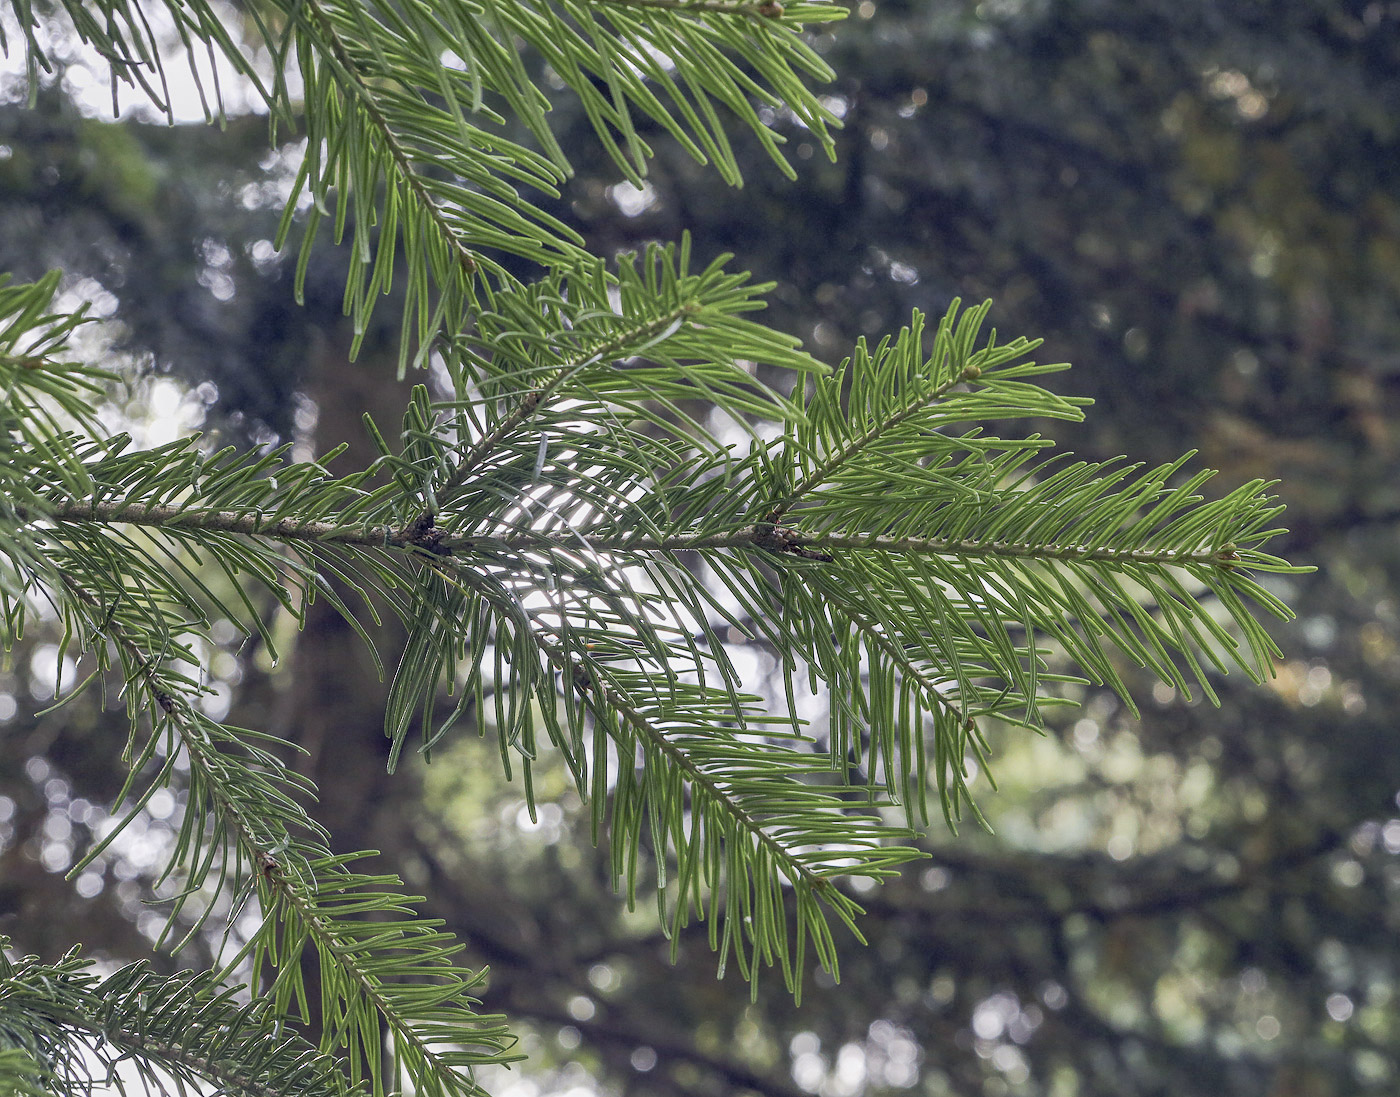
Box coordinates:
[430,300,705,510]
[29,502,1298,575]
[295,0,483,276]
[0,951,353,1097]
[535,619,888,882]
[767,354,976,522]
[0,1049,48,1097]
[405,553,923,991]
[0,0,1318,1086]
[767,301,1087,523]
[590,0,793,17]
[44,573,517,1097]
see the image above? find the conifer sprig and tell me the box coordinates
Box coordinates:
[1,249,1308,1097]
[0,949,354,1097]
[417,549,924,994]
[8,284,1306,898]
[0,2,1311,1094]
[39,566,521,1097]
[15,0,845,370]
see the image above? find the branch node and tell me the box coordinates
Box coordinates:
[753,522,834,562]
[395,511,453,556]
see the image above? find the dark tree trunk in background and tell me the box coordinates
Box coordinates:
[276,328,415,1043]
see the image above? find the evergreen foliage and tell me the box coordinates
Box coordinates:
[0,2,1306,1094]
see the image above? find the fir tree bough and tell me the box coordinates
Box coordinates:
[0,2,1307,1095]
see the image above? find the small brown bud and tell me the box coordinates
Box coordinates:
[961,364,982,381]
[758,1,784,17]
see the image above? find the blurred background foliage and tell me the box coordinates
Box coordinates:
[2,1,1398,1095]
